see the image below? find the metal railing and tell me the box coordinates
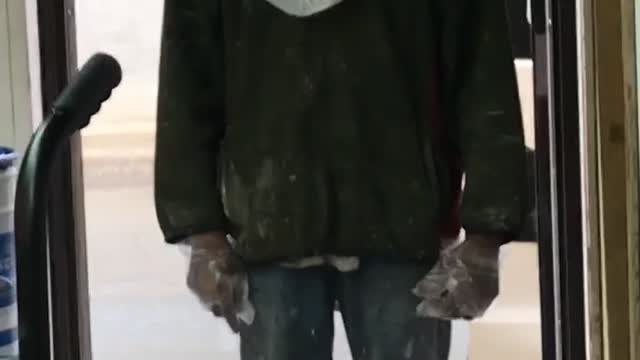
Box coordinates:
[14,53,121,360]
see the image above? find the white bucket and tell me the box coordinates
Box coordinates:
[0,148,18,358]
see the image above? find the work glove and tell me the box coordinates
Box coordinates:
[413,234,501,320]
[185,232,254,332]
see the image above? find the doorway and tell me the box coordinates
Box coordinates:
[20,0,588,359]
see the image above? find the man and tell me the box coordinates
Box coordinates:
[155,1,527,359]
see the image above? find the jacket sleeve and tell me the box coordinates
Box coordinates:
[154,0,227,243]
[438,0,527,242]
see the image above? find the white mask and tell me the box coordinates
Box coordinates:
[264,0,344,17]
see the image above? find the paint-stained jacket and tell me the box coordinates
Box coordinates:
[155,0,528,264]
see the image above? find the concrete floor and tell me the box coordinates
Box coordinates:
[469,243,541,360]
[84,186,541,360]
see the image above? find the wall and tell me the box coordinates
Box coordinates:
[0,0,41,153]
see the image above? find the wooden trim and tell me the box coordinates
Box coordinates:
[576,0,604,357]
[589,0,639,358]
[622,0,640,356]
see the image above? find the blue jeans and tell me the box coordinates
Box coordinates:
[240,258,451,360]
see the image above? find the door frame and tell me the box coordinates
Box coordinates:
[35,1,585,360]
[533,0,587,358]
[35,0,92,359]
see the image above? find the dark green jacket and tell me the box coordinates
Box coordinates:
[155,0,527,264]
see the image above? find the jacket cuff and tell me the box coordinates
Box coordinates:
[157,198,228,244]
[464,230,515,246]
[461,206,524,246]
[164,223,227,245]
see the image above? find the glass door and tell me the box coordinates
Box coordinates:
[28,0,588,359]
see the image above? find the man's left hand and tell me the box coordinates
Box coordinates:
[413,234,502,320]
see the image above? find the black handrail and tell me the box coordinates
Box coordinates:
[15,53,122,360]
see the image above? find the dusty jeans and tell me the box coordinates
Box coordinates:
[240,257,451,360]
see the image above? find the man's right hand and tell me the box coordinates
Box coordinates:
[186,232,247,332]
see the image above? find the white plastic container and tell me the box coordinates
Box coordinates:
[0,148,18,358]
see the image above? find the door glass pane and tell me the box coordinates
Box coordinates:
[76,2,242,358]
[75,1,541,359]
